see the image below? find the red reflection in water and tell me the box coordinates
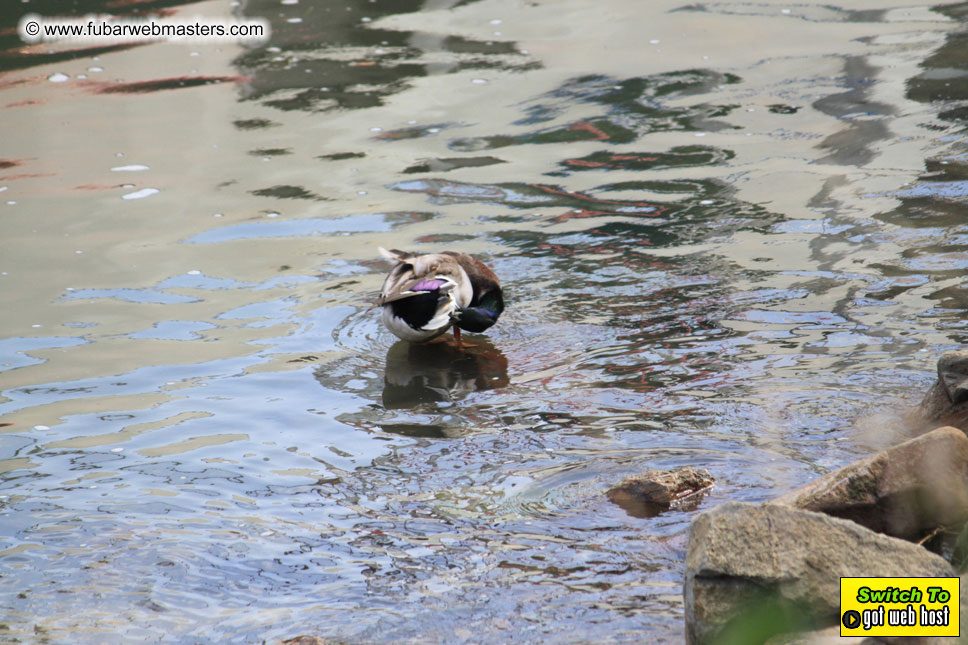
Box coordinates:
[72,184,120,191]
[563,154,660,168]
[532,183,666,214]
[5,99,44,108]
[567,120,611,141]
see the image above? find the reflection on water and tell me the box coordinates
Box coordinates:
[1,0,967,642]
[380,337,509,413]
[235,0,534,113]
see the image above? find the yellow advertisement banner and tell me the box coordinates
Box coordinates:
[840,577,959,637]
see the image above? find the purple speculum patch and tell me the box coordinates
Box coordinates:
[411,278,446,292]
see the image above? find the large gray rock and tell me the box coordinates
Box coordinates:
[684,502,953,644]
[774,426,968,541]
[911,351,968,433]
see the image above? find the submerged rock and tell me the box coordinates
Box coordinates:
[607,467,714,517]
[911,350,968,432]
[684,502,953,644]
[763,625,876,644]
[774,426,968,542]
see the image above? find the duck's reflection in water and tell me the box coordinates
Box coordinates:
[382,337,509,410]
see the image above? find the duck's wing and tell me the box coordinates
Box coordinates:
[377,248,463,305]
[378,276,457,305]
[378,249,477,340]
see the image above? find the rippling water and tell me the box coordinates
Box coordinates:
[2,0,967,642]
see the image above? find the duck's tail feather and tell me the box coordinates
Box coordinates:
[378,247,412,263]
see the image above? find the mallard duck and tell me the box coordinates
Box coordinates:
[376,247,504,345]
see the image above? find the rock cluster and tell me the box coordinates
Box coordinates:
[684,352,968,643]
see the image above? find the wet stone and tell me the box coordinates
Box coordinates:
[607,466,714,517]
[910,350,968,433]
[774,426,968,544]
[684,502,953,644]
